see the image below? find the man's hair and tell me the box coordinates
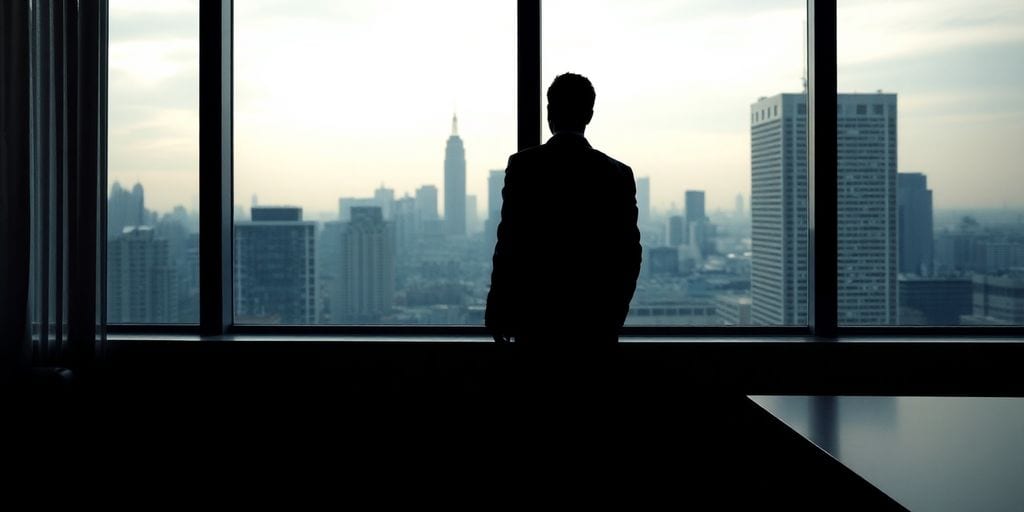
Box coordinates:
[547,73,595,128]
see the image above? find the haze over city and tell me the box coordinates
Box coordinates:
[109,0,1024,215]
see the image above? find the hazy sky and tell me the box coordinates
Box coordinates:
[108,0,1024,216]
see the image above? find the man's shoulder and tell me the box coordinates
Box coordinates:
[510,142,632,173]
[588,147,632,174]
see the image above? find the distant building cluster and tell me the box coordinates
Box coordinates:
[107,102,1023,328]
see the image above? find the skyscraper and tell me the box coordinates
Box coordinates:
[485,170,505,248]
[444,114,466,236]
[487,170,504,224]
[416,185,439,222]
[750,94,808,325]
[466,195,479,235]
[837,94,898,325]
[234,206,316,324]
[685,190,706,225]
[750,92,898,325]
[735,193,745,218]
[668,215,686,247]
[108,226,176,323]
[636,177,651,226]
[333,206,395,323]
[897,172,933,275]
[108,181,147,238]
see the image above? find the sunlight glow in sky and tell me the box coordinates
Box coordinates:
[108,0,1024,216]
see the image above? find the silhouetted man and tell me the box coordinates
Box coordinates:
[486,73,642,348]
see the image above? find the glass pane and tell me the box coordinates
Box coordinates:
[107,0,199,324]
[544,0,808,325]
[838,0,1024,325]
[234,1,515,324]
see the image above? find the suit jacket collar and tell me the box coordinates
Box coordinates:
[546,131,592,149]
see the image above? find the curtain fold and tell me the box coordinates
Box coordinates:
[3,0,109,376]
[1,1,33,382]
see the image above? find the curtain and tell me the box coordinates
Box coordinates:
[1,0,108,380]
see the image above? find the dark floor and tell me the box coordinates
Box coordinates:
[6,347,904,509]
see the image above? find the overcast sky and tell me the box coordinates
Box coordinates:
[108,0,1024,217]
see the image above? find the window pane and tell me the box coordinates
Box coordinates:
[544,1,808,325]
[107,0,199,324]
[838,0,1024,325]
[234,1,515,325]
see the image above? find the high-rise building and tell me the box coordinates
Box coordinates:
[444,114,466,236]
[485,170,505,248]
[637,177,651,226]
[108,181,147,238]
[393,195,417,261]
[750,92,898,325]
[750,93,809,325]
[339,186,394,223]
[837,94,898,325]
[374,185,395,220]
[897,173,933,275]
[333,206,395,323]
[685,190,706,225]
[898,276,972,325]
[965,272,1024,325]
[488,170,504,222]
[416,184,439,223]
[108,226,176,323]
[668,215,686,247]
[735,193,745,218]
[466,195,479,235]
[234,206,316,324]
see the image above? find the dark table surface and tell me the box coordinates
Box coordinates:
[752,396,1024,511]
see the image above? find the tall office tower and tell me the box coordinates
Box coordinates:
[108,181,146,238]
[374,185,395,220]
[485,169,504,247]
[466,195,479,235]
[487,170,504,223]
[735,193,745,218]
[318,221,345,323]
[234,206,316,324]
[108,226,176,323]
[393,195,417,262]
[668,215,686,247]
[837,93,898,325]
[685,190,706,225]
[750,92,897,325]
[444,114,467,236]
[636,177,651,226]
[750,94,809,325]
[898,276,972,325]
[897,172,933,275]
[416,184,439,222]
[965,272,1024,325]
[334,207,395,323]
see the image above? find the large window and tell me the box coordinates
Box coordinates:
[101,0,1023,335]
[544,0,808,326]
[107,0,199,324]
[837,0,1024,326]
[233,1,516,325]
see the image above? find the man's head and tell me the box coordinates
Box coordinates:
[547,73,595,135]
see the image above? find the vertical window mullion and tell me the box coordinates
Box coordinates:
[518,0,541,151]
[808,0,838,338]
[199,0,233,336]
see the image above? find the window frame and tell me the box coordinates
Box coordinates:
[105,0,1024,348]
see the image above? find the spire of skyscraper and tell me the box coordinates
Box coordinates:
[451,112,459,136]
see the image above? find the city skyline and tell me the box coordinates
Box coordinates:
[109,0,1024,215]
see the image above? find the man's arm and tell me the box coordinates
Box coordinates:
[485,155,519,342]
[619,165,642,326]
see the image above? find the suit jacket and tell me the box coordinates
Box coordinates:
[485,132,642,343]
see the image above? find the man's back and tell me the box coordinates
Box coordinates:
[486,132,642,344]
